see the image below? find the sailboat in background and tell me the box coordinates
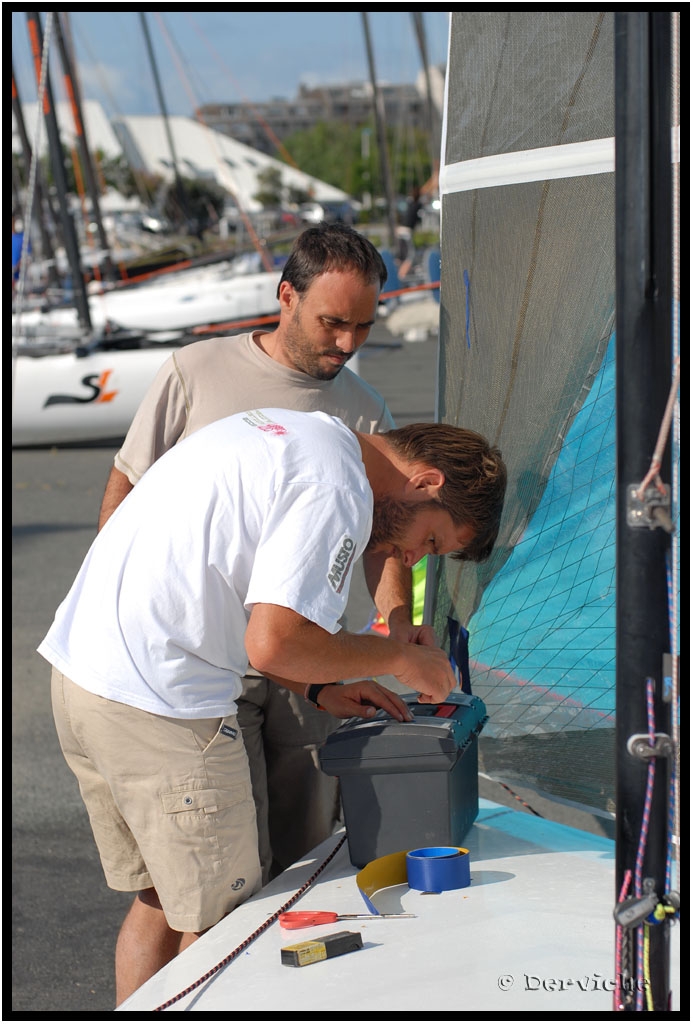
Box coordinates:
[117,11,680,1014]
[12,11,449,447]
[12,12,284,448]
[13,12,443,447]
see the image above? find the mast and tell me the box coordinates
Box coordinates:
[139,12,190,230]
[410,13,441,183]
[53,11,116,282]
[11,63,62,290]
[361,13,397,251]
[613,11,675,1012]
[25,12,93,335]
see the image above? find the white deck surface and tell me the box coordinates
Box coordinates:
[118,799,680,1014]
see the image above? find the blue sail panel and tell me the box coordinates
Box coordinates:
[468,332,616,733]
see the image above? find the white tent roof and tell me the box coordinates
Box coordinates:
[112,114,348,212]
[13,100,348,213]
[87,187,144,213]
[14,100,125,159]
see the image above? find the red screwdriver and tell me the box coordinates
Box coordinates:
[279,910,415,929]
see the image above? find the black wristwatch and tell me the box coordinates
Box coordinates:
[304,682,339,709]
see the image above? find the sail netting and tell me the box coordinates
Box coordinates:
[432,13,617,822]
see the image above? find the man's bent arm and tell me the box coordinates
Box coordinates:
[98,466,134,531]
[246,603,456,704]
[362,550,437,647]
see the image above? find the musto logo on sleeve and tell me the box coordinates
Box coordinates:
[327,535,357,593]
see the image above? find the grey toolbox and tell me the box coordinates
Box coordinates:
[318,691,488,868]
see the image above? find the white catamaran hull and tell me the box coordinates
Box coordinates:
[12,262,283,446]
[14,265,281,340]
[12,346,179,447]
[117,800,679,1014]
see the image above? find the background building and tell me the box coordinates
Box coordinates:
[196,67,445,158]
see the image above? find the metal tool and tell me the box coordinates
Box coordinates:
[278,910,415,929]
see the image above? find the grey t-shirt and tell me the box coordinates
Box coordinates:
[115,332,394,484]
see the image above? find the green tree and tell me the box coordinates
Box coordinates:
[280,120,433,205]
[253,165,283,207]
[282,121,363,197]
[162,176,226,236]
[98,153,162,203]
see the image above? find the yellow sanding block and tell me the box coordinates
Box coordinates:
[280,929,363,967]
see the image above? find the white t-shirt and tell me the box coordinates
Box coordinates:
[38,409,372,719]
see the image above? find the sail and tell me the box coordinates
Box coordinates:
[433,12,618,817]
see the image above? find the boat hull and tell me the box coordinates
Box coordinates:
[12,347,179,447]
[14,268,282,338]
[116,802,653,1013]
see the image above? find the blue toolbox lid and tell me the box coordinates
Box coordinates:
[318,691,488,775]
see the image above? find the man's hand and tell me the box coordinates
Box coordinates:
[385,607,451,700]
[315,680,415,721]
[392,643,457,704]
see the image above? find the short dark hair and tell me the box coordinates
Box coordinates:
[278,223,387,298]
[385,423,507,562]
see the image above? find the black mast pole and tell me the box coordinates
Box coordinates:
[139,12,190,231]
[411,13,441,183]
[53,12,116,282]
[361,13,397,252]
[12,63,62,291]
[25,12,93,335]
[613,11,674,1012]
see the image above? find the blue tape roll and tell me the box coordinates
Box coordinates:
[355,847,472,911]
[406,846,471,892]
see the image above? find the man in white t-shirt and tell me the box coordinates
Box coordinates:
[39,408,506,1004]
[96,224,429,886]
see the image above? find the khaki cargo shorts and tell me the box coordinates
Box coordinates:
[51,668,262,933]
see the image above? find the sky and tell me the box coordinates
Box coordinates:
[11,11,450,119]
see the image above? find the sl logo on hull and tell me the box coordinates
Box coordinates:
[43,369,118,407]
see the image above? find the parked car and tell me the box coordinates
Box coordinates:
[298,200,356,225]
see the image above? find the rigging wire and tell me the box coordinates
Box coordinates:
[613,868,632,1012]
[53,15,104,286]
[182,12,300,170]
[478,772,543,817]
[632,677,657,1012]
[12,11,53,400]
[152,834,347,1012]
[613,678,662,1012]
[153,12,274,274]
[664,551,679,902]
[634,357,680,503]
[67,18,160,212]
[668,9,680,900]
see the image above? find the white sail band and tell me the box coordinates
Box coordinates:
[440,137,615,194]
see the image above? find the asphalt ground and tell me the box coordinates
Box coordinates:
[10,320,441,1014]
